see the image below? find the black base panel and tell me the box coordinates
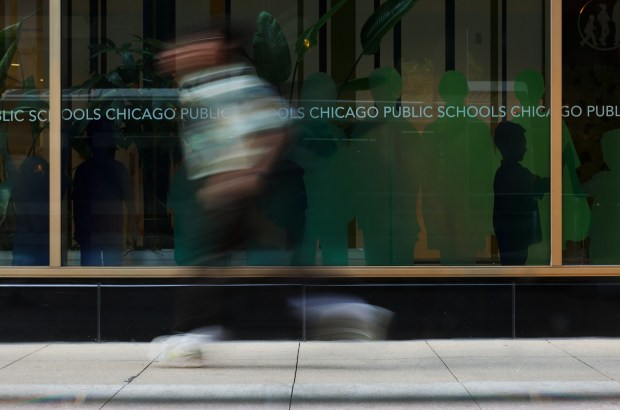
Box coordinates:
[2,281,620,341]
[0,286,98,342]
[515,283,620,337]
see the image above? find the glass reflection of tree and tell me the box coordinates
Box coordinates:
[421,70,497,265]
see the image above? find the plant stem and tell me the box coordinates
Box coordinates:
[289,61,299,102]
[338,51,364,99]
[22,7,44,22]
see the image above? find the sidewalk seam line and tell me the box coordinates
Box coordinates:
[99,359,155,409]
[288,341,301,410]
[0,344,50,370]
[546,340,617,382]
[426,341,482,410]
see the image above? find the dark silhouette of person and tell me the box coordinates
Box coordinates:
[72,119,136,266]
[0,133,50,266]
[493,121,550,265]
[10,157,50,266]
[584,129,620,264]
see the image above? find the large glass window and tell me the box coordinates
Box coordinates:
[0,2,49,266]
[57,0,552,267]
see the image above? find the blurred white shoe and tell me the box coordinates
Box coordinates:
[308,302,394,341]
[148,326,225,367]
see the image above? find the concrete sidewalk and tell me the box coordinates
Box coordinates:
[1,339,620,409]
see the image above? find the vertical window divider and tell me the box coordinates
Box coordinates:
[550,0,563,267]
[49,0,62,268]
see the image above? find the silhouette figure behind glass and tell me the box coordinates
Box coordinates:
[11,157,50,266]
[581,15,598,47]
[0,134,50,266]
[295,72,352,265]
[350,67,420,265]
[514,69,590,263]
[598,4,611,46]
[493,121,550,265]
[72,119,135,266]
[421,70,497,264]
[584,130,620,264]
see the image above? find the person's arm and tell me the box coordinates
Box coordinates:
[197,128,289,209]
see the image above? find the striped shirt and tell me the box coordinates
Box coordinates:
[179,64,287,180]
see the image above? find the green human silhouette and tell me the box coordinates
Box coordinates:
[350,67,420,265]
[513,69,590,264]
[584,130,620,264]
[294,73,353,265]
[421,70,497,264]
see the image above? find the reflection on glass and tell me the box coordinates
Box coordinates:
[0,4,49,266]
[352,67,420,266]
[422,70,497,265]
[294,73,351,266]
[60,0,549,267]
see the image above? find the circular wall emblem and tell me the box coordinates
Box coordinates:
[578,0,620,50]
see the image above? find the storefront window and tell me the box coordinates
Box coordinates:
[59,0,550,267]
[562,0,620,265]
[0,2,49,266]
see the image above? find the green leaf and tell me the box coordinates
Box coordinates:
[295,0,349,62]
[0,21,23,91]
[121,51,136,69]
[253,11,291,85]
[360,0,417,55]
[106,70,125,87]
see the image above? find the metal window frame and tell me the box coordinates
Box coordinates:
[4,0,615,278]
